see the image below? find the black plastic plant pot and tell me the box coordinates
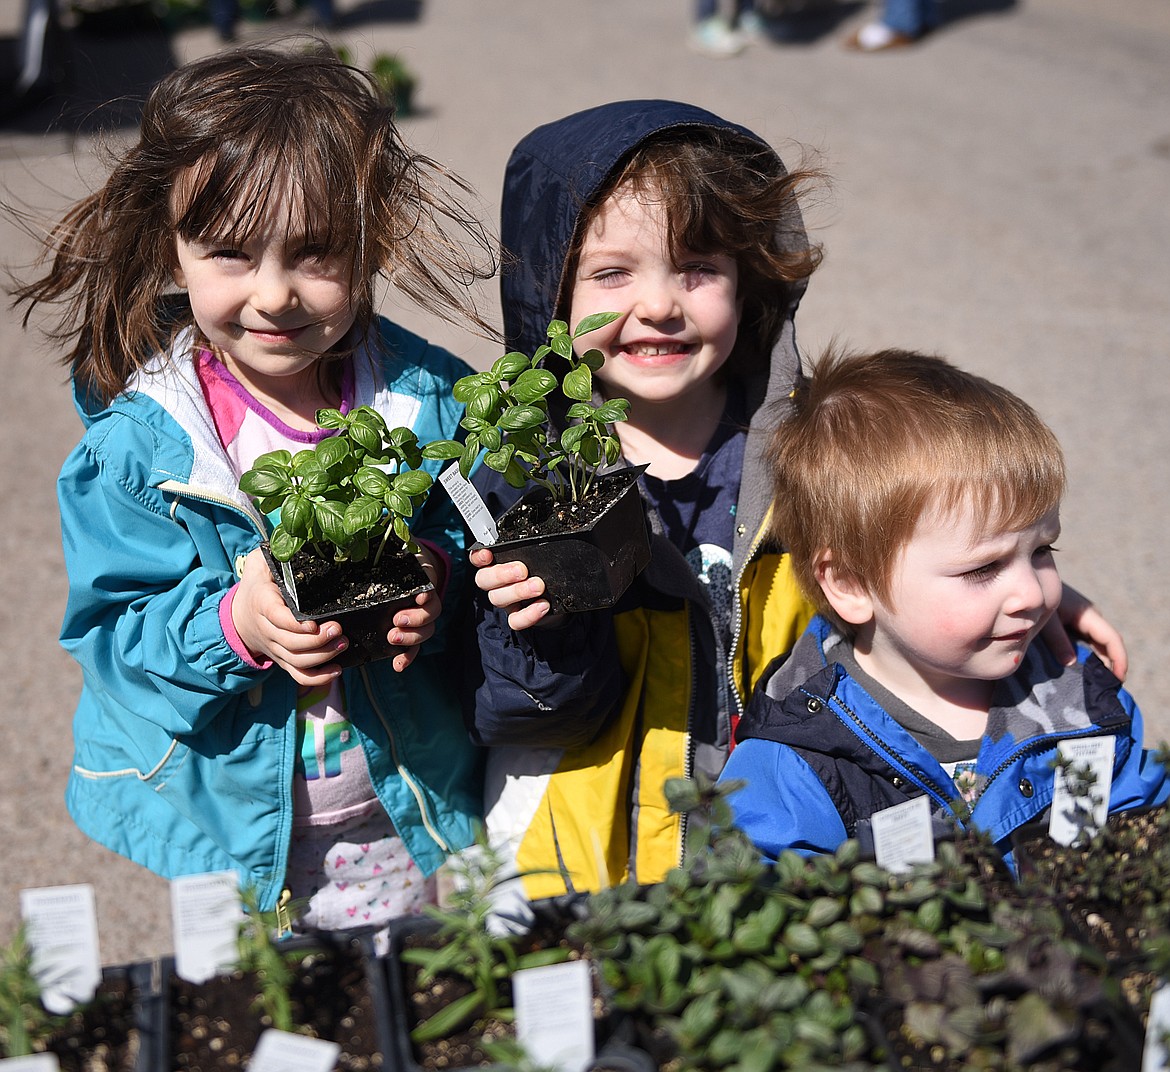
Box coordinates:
[148,933,394,1072]
[261,542,433,669]
[488,467,651,614]
[384,902,642,1072]
[28,961,158,1072]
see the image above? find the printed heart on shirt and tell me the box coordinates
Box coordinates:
[336,882,349,891]
[346,907,357,917]
[373,863,383,874]
[361,843,371,852]
[334,855,347,868]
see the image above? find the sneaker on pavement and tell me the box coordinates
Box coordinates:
[737,10,771,42]
[689,16,746,57]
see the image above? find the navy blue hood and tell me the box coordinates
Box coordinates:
[499,99,812,374]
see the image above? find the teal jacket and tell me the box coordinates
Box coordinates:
[59,319,482,911]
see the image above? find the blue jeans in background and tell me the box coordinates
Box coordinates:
[881,0,941,35]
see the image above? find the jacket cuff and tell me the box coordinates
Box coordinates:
[219,585,273,670]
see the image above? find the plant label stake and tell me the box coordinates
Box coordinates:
[18,885,101,1014]
[249,1029,341,1072]
[438,464,498,545]
[170,871,242,984]
[0,1055,60,1070]
[1142,984,1170,1072]
[871,795,935,873]
[512,959,595,1071]
[1050,736,1116,846]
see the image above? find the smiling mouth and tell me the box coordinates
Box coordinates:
[991,629,1032,643]
[621,343,694,359]
[243,325,308,341]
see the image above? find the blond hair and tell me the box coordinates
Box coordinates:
[768,348,1066,625]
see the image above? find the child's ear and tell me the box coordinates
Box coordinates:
[815,551,874,627]
[172,263,187,290]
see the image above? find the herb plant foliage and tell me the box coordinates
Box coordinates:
[239,405,433,567]
[423,313,627,506]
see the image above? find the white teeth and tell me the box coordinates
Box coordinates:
[626,344,687,356]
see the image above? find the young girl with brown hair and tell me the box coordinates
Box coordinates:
[14,46,493,929]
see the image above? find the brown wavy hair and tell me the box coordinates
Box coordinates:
[12,45,496,403]
[560,126,824,373]
[769,347,1066,628]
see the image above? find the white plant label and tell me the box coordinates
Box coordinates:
[281,559,300,609]
[171,871,242,984]
[0,1055,61,1070]
[248,1029,340,1072]
[1049,735,1116,846]
[872,795,935,873]
[439,465,499,546]
[1142,984,1170,1071]
[513,959,595,1071]
[19,885,101,1014]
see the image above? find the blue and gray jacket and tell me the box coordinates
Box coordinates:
[721,615,1169,864]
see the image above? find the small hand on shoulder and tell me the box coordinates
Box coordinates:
[1044,582,1128,680]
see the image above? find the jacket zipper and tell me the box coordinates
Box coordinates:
[979,719,1128,793]
[678,604,699,866]
[831,689,1128,824]
[360,665,452,854]
[727,521,769,720]
[158,478,268,535]
[826,691,957,809]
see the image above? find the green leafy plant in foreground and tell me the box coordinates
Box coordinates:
[239,406,433,565]
[568,776,1129,1072]
[423,313,627,505]
[0,926,58,1058]
[401,840,574,1043]
[235,888,308,1035]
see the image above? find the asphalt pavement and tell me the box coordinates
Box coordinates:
[2,0,1168,966]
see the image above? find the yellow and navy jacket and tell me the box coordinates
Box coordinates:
[465,101,817,897]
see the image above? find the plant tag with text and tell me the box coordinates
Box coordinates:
[0,1055,61,1070]
[1050,735,1115,846]
[513,960,594,1071]
[19,885,101,1014]
[171,871,242,983]
[1142,984,1170,1071]
[248,1029,340,1072]
[439,465,499,546]
[872,795,935,873]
